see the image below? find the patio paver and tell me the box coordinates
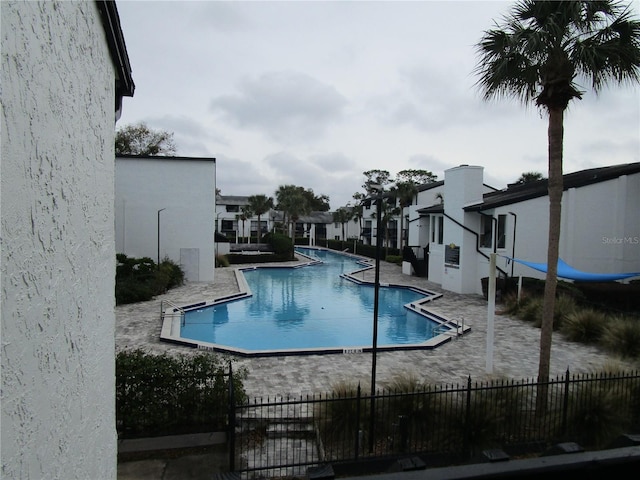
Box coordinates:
[116,255,637,398]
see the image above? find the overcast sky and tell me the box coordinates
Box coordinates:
[117,0,640,210]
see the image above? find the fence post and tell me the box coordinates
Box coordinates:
[561,368,570,439]
[355,383,361,460]
[463,376,472,458]
[228,361,236,472]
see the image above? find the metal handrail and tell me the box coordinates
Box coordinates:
[161,300,186,326]
[435,317,464,338]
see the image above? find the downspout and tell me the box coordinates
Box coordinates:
[443,213,509,277]
[509,212,517,277]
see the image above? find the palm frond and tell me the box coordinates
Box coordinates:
[474,0,640,106]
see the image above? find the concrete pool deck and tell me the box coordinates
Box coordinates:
[116,256,637,399]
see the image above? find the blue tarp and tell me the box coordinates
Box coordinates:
[506,257,640,282]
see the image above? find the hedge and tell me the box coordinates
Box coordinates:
[116,349,247,438]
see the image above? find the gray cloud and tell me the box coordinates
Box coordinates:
[117,1,639,212]
[144,114,229,156]
[147,115,207,138]
[215,155,274,197]
[210,71,347,143]
[407,154,454,181]
[309,152,358,174]
[189,2,250,33]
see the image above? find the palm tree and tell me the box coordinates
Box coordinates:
[515,171,546,184]
[248,194,274,241]
[332,207,353,241]
[392,182,418,251]
[236,205,253,243]
[371,198,400,259]
[475,0,640,388]
[351,192,366,231]
[276,185,310,239]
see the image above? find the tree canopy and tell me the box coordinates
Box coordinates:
[248,194,274,238]
[115,122,176,156]
[515,171,546,184]
[275,185,325,237]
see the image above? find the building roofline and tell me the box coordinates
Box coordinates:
[116,154,216,162]
[417,180,444,192]
[217,195,250,205]
[465,162,640,212]
[96,1,134,99]
[417,205,444,214]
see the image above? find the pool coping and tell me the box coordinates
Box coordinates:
[159,247,471,357]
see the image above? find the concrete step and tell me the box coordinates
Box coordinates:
[267,422,315,439]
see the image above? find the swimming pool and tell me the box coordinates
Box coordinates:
[160,247,469,356]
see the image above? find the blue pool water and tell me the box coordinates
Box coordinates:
[181,248,439,352]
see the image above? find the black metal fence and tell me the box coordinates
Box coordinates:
[229,370,640,477]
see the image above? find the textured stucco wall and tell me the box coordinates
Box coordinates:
[1,1,118,478]
[115,156,216,282]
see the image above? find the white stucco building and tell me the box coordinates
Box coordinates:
[406,163,640,295]
[215,195,346,247]
[115,155,216,282]
[1,1,134,478]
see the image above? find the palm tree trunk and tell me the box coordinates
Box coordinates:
[537,106,564,413]
[400,209,405,251]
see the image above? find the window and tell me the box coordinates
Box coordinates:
[221,220,234,232]
[497,214,506,249]
[226,205,239,213]
[431,217,436,243]
[480,215,493,248]
[431,216,444,245]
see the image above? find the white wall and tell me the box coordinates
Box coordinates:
[408,165,640,295]
[1,2,118,478]
[560,175,640,274]
[115,156,216,282]
[482,196,550,281]
[441,165,484,294]
[474,172,640,289]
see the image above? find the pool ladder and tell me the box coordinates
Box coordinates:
[434,317,464,338]
[161,300,186,326]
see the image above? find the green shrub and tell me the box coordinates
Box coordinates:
[216,254,230,267]
[159,257,184,289]
[379,374,437,451]
[549,294,578,331]
[445,385,523,457]
[565,381,629,448]
[266,232,294,258]
[499,290,537,316]
[516,294,576,330]
[519,296,543,323]
[226,252,292,264]
[115,254,185,304]
[116,349,246,438]
[601,316,640,359]
[316,381,367,455]
[561,309,607,343]
[386,255,403,265]
[115,278,155,304]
